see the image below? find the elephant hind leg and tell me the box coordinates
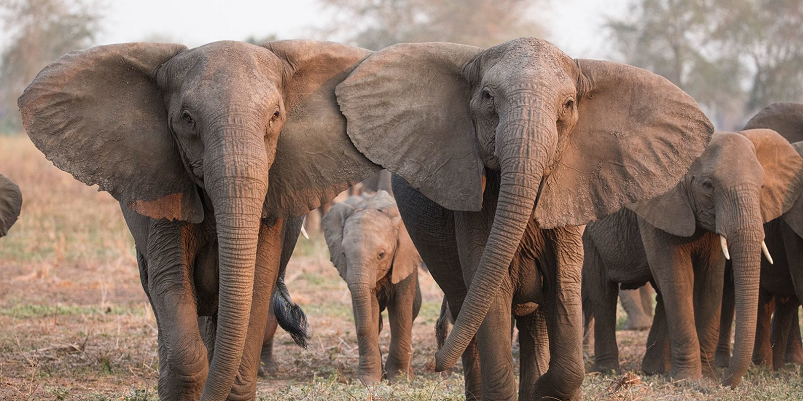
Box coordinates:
[583,240,620,373]
[785,307,803,364]
[771,296,799,370]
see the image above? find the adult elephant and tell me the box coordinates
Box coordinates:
[336,38,713,400]
[717,103,803,370]
[19,40,379,401]
[0,173,22,238]
[582,130,803,384]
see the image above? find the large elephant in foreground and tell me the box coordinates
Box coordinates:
[336,38,713,400]
[0,173,22,238]
[583,130,803,383]
[19,40,379,400]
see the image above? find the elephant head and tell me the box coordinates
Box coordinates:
[630,129,803,386]
[322,191,420,383]
[744,103,803,144]
[18,40,378,400]
[0,173,22,237]
[336,38,713,371]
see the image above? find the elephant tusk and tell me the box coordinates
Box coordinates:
[300,217,309,240]
[761,241,773,265]
[720,235,730,260]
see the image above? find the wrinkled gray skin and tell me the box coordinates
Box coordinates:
[19,40,379,401]
[0,173,22,238]
[620,285,654,331]
[322,191,422,383]
[582,130,803,386]
[717,103,803,370]
[337,38,713,400]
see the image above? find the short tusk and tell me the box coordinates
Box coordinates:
[761,241,773,265]
[300,217,309,240]
[720,235,730,260]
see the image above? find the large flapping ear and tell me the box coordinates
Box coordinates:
[0,173,22,237]
[262,40,381,219]
[627,183,696,237]
[337,43,485,212]
[18,43,203,223]
[322,201,356,281]
[740,129,803,223]
[744,102,803,144]
[783,142,803,237]
[535,59,713,228]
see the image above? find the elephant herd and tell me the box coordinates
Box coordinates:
[2,35,800,400]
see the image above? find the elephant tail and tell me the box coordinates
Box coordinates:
[273,277,310,349]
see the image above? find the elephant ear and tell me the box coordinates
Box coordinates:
[783,142,803,237]
[322,201,355,281]
[534,59,713,228]
[744,103,803,144]
[0,174,22,237]
[262,40,381,219]
[368,191,421,284]
[740,129,803,223]
[627,182,696,237]
[337,43,486,212]
[18,43,203,223]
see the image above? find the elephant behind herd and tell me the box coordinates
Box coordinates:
[10,32,803,401]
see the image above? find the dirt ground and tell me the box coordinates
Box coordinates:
[2,135,802,400]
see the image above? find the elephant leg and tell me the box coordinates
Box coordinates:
[146,221,208,401]
[199,315,217,364]
[386,272,419,381]
[786,307,803,364]
[782,223,803,364]
[752,289,774,367]
[258,304,279,377]
[516,307,549,401]
[474,287,515,401]
[716,264,734,368]
[621,287,652,331]
[584,239,620,372]
[532,227,585,401]
[770,296,798,370]
[642,292,671,375]
[229,219,284,400]
[691,249,725,379]
[640,284,655,318]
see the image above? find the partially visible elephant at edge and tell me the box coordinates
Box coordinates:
[0,173,22,238]
[19,40,380,401]
[582,130,803,384]
[322,191,422,383]
[717,103,803,370]
[620,285,655,331]
[336,37,713,400]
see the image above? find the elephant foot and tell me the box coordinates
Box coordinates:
[669,365,702,382]
[641,357,668,376]
[590,361,620,374]
[786,348,803,364]
[622,317,652,331]
[714,349,730,368]
[258,358,279,377]
[386,368,414,382]
[358,371,382,386]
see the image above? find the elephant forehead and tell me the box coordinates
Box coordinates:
[343,210,395,242]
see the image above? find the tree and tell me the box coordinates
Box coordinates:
[318,0,547,50]
[0,0,101,133]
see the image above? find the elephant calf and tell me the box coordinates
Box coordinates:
[0,173,22,238]
[322,191,422,384]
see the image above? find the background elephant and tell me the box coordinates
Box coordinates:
[0,173,22,238]
[620,285,655,331]
[19,40,380,401]
[336,38,712,400]
[717,103,803,370]
[322,191,422,383]
[582,130,803,384]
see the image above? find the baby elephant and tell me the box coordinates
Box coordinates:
[323,191,422,384]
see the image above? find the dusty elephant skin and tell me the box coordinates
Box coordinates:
[322,191,423,384]
[583,130,803,386]
[336,38,713,400]
[0,173,22,238]
[18,40,380,401]
[717,103,803,371]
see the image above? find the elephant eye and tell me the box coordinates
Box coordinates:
[702,179,714,192]
[564,98,575,110]
[181,111,195,127]
[271,110,281,121]
[378,251,386,260]
[481,88,493,102]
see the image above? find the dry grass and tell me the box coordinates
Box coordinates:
[1,135,802,400]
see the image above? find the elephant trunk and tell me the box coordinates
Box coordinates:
[717,187,763,388]
[349,284,383,384]
[200,128,269,401]
[435,99,553,371]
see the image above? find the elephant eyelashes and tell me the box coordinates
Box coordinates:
[181,111,195,128]
[564,98,574,110]
[481,88,493,102]
[271,109,281,122]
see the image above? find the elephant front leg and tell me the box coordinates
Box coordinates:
[642,293,671,375]
[692,248,725,379]
[516,307,549,401]
[229,219,284,400]
[258,306,279,377]
[770,296,798,370]
[475,287,516,401]
[715,266,735,368]
[385,272,420,381]
[533,227,585,401]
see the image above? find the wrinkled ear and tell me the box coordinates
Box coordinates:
[744,103,803,144]
[322,202,355,280]
[18,43,202,223]
[337,42,485,212]
[627,183,696,237]
[741,129,803,223]
[0,174,22,237]
[390,216,422,284]
[784,142,803,237]
[535,59,713,228]
[262,40,380,219]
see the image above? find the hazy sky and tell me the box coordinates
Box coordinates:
[99,0,627,59]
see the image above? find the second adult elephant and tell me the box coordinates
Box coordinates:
[336,38,713,400]
[582,130,803,384]
[323,191,422,383]
[0,173,22,238]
